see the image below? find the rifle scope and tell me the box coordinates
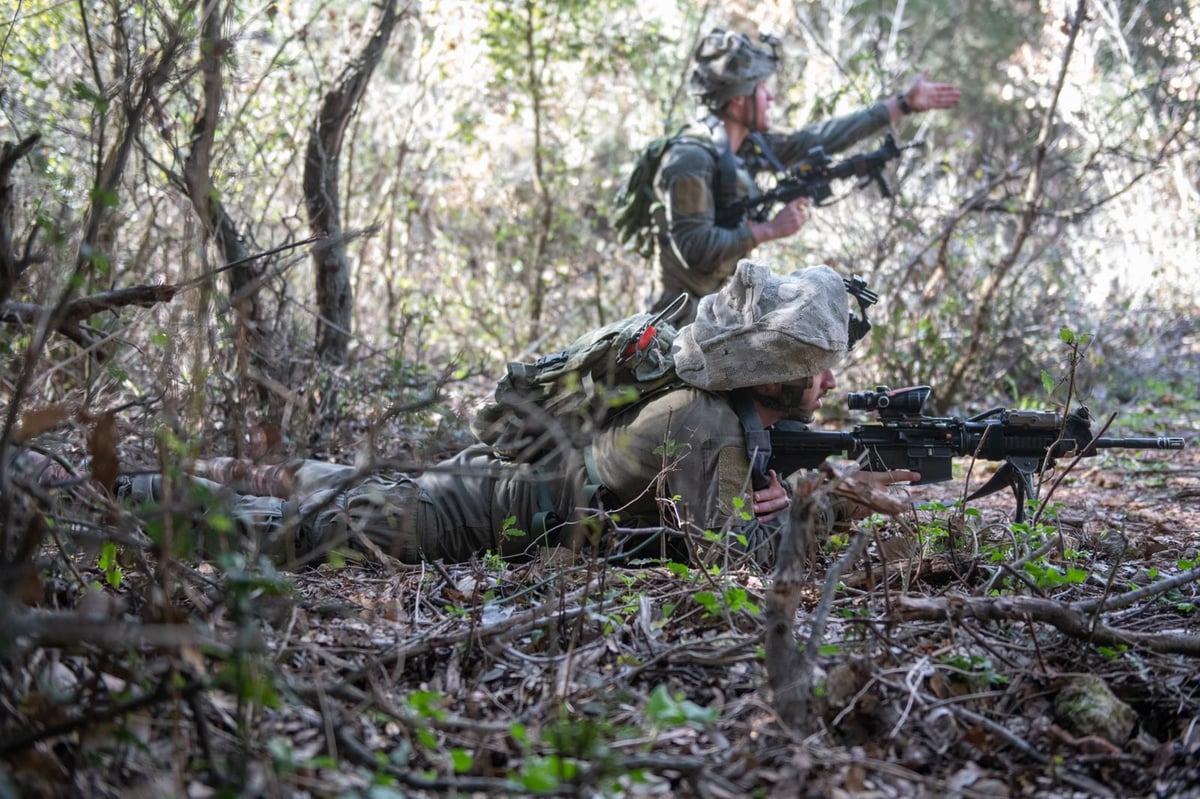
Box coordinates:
[846,384,930,416]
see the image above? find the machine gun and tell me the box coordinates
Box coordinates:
[769,385,1186,521]
[733,133,922,222]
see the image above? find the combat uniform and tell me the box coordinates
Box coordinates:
[589,385,783,562]
[647,106,892,322]
[167,383,778,567]
[159,447,585,565]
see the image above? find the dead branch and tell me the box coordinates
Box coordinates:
[365,575,603,673]
[1074,563,1200,614]
[766,464,911,731]
[57,284,178,324]
[0,285,178,355]
[938,0,1087,407]
[1,284,178,329]
[0,607,228,654]
[0,233,320,351]
[871,673,1120,798]
[764,472,827,731]
[891,592,1200,656]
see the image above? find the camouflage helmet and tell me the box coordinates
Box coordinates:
[687,29,781,110]
[673,260,849,392]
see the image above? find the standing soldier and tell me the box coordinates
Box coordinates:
[638,28,961,323]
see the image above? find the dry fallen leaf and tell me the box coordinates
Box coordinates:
[87,409,119,492]
[13,403,75,443]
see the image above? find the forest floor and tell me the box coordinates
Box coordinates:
[3,401,1199,798]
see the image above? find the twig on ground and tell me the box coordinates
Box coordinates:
[891,593,1200,656]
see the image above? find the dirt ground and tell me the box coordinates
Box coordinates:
[3,412,1199,798]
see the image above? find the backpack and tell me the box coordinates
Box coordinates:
[471,297,689,464]
[612,123,718,259]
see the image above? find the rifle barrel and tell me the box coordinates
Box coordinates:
[1092,436,1186,450]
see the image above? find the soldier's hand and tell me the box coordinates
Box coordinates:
[768,196,806,239]
[904,70,961,112]
[752,469,791,523]
[750,198,808,245]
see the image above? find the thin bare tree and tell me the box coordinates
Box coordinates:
[304,0,403,363]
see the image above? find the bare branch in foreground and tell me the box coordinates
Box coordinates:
[765,464,912,731]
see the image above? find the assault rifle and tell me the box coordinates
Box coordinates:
[768,385,1186,521]
[735,133,922,221]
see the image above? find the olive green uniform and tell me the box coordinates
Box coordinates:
[588,386,780,561]
[183,384,782,566]
[648,104,892,321]
[183,446,585,565]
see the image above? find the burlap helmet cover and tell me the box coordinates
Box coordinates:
[673,260,849,391]
[687,28,779,108]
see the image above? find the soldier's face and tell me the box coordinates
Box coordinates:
[779,369,836,414]
[800,369,838,411]
[728,84,774,131]
[755,368,837,422]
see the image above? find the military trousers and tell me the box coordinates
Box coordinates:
[130,445,582,565]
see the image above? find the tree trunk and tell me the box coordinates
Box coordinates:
[304,0,400,364]
[184,1,257,318]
